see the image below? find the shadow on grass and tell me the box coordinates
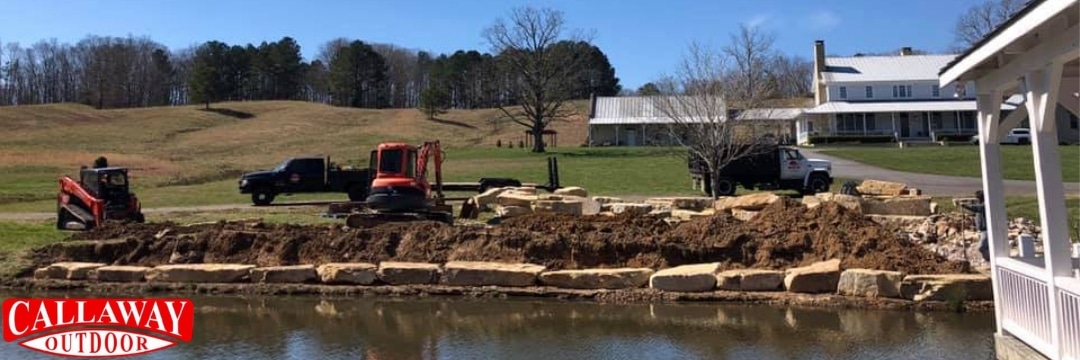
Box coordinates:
[200,108,255,119]
[428,117,477,129]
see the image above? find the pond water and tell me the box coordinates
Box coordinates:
[0,291,997,359]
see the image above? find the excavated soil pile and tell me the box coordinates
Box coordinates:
[32,200,970,275]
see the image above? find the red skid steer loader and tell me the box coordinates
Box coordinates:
[56,158,145,230]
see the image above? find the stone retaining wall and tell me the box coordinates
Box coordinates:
[28,259,992,303]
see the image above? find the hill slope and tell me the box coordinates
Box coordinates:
[0,100,599,210]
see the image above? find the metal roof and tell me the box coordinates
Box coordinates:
[822,54,960,83]
[589,96,802,125]
[805,99,1020,114]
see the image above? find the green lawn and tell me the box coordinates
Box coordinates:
[0,147,706,213]
[821,145,1080,182]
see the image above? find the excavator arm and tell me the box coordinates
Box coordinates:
[416,140,444,203]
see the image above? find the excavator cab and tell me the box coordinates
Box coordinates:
[345,141,452,228]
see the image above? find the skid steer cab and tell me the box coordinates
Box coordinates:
[57,167,145,230]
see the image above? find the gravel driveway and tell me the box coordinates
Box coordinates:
[801,149,1080,197]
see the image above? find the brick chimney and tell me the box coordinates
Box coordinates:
[900,47,913,56]
[813,40,827,105]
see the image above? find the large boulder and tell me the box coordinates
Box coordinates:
[317,263,377,285]
[815,193,863,213]
[610,203,654,214]
[442,261,545,287]
[496,205,533,218]
[857,179,908,197]
[714,193,782,211]
[671,208,715,221]
[474,187,514,208]
[496,191,538,208]
[539,268,654,289]
[34,262,107,280]
[554,186,588,198]
[837,269,904,298]
[715,269,784,291]
[377,262,440,285]
[861,196,932,216]
[650,263,720,292]
[146,264,255,283]
[900,274,993,302]
[89,266,150,283]
[647,197,713,211]
[250,265,318,284]
[592,196,625,205]
[532,198,583,216]
[784,259,842,293]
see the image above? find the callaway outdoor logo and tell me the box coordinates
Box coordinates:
[2,298,194,358]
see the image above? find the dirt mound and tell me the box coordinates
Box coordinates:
[33,201,970,276]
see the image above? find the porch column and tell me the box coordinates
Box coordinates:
[891,112,897,139]
[587,124,592,147]
[862,113,867,135]
[1025,62,1071,355]
[976,90,1009,335]
[1025,62,1072,277]
[643,124,648,146]
[615,125,620,146]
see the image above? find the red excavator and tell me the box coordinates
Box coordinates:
[56,157,145,230]
[343,140,454,228]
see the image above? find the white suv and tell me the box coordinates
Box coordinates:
[970,128,1031,145]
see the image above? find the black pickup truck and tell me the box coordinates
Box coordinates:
[238,156,372,205]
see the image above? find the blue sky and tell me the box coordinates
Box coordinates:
[1,0,987,90]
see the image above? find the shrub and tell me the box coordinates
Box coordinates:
[935,134,974,142]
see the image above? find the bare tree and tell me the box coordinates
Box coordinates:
[954,0,1024,49]
[482,6,590,153]
[724,23,777,101]
[653,42,775,198]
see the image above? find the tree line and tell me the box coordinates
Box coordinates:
[0,34,621,110]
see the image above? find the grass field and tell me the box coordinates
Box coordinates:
[821,145,1080,182]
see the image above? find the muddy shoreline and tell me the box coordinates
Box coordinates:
[0,279,994,313]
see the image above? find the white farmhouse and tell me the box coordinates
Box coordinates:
[799,40,1079,145]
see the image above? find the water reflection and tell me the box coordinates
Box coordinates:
[0,292,995,360]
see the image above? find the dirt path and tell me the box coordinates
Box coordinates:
[801,149,1080,197]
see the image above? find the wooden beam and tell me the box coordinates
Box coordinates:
[975,22,1079,93]
[978,92,1005,143]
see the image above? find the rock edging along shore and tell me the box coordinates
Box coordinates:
[26,260,992,303]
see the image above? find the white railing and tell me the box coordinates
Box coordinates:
[1058,277,1080,360]
[996,255,1080,360]
[997,259,1056,357]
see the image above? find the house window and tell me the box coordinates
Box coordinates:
[932,85,940,97]
[1071,114,1078,129]
[865,86,873,98]
[893,85,912,98]
[839,86,847,99]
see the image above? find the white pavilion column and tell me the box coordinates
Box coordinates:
[1025,60,1070,355]
[976,90,1009,335]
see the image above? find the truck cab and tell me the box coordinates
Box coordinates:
[688,145,833,197]
[239,156,371,205]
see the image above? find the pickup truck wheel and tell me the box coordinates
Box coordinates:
[805,174,830,195]
[252,189,275,206]
[714,178,737,197]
